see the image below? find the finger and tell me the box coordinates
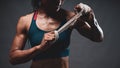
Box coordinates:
[47,31,55,36]
[45,35,55,41]
[48,31,55,34]
[47,34,55,39]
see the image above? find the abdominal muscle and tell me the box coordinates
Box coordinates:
[30,56,69,68]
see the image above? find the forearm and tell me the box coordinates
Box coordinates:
[9,45,42,65]
[82,22,104,42]
[80,14,104,42]
[87,12,104,41]
[76,11,104,42]
[91,18,104,40]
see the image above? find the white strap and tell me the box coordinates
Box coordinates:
[54,30,59,41]
[50,30,59,44]
[51,10,83,44]
[57,9,83,34]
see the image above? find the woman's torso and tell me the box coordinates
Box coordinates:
[25,9,74,68]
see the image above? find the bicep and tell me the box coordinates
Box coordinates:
[10,33,27,52]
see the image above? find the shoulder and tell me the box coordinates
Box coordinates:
[18,13,34,25]
[16,12,34,33]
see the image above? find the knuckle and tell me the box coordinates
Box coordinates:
[44,37,47,41]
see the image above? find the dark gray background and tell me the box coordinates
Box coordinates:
[0,0,120,68]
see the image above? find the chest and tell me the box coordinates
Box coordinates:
[36,17,61,31]
[28,19,72,47]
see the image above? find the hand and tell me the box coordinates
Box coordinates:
[39,31,56,51]
[74,3,92,14]
[74,3,95,26]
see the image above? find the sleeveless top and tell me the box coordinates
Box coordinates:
[28,11,72,60]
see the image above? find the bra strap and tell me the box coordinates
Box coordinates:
[33,10,38,21]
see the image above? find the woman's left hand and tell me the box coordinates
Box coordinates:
[74,3,92,15]
[74,3,95,26]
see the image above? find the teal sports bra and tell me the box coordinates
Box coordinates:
[28,11,72,60]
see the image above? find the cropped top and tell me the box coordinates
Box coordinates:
[28,11,72,60]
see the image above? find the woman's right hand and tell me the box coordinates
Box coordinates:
[37,31,56,51]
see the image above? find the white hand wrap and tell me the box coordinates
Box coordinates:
[50,30,59,44]
[54,30,59,41]
[78,3,91,13]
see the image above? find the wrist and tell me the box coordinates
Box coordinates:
[35,45,43,52]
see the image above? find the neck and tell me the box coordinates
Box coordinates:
[38,8,47,16]
[38,7,61,18]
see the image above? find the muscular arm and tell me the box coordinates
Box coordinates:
[75,11,104,42]
[9,15,56,65]
[9,16,42,65]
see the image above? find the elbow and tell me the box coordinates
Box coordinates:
[9,52,20,65]
[9,53,19,65]
[97,31,104,42]
[9,56,18,65]
[9,58,18,65]
[90,34,104,42]
[9,51,30,65]
[97,38,104,42]
[91,37,103,42]
[98,36,104,42]
[91,29,104,42]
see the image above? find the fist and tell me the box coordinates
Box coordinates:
[41,31,55,45]
[74,3,92,14]
[38,31,56,51]
[40,31,59,45]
